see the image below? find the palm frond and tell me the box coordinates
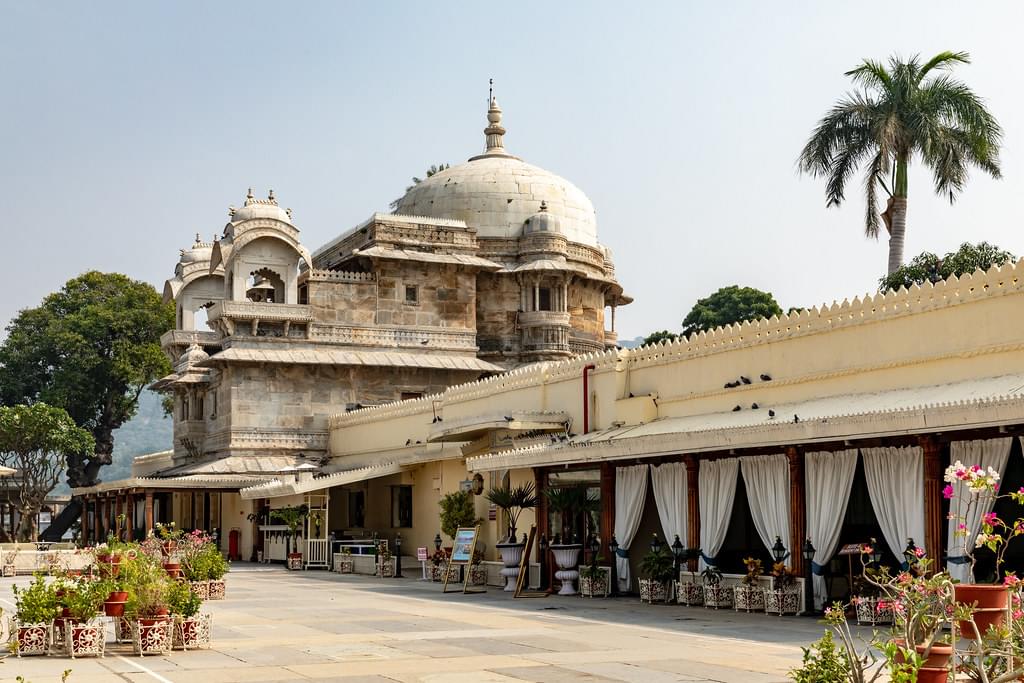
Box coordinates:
[845,59,892,90]
[919,51,970,80]
[863,151,889,238]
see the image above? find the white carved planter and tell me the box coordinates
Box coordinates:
[765,589,800,616]
[174,613,212,650]
[13,621,51,657]
[190,580,210,600]
[703,584,734,609]
[66,620,106,658]
[580,573,609,598]
[470,564,487,586]
[334,556,354,574]
[208,579,226,600]
[734,585,766,613]
[639,578,668,604]
[2,564,15,577]
[854,596,893,625]
[287,553,303,571]
[496,543,525,592]
[550,544,582,596]
[133,618,173,656]
[675,581,704,606]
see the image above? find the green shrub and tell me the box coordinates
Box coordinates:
[12,573,59,624]
[167,581,202,618]
[439,491,481,540]
[788,631,851,683]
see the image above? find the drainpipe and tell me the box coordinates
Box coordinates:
[582,364,595,434]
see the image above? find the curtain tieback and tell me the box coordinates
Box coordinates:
[811,561,826,576]
[700,552,716,566]
[947,555,971,565]
[615,548,629,559]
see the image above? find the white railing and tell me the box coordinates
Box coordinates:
[305,539,330,569]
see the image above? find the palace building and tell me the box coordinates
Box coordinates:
[73,95,1024,609]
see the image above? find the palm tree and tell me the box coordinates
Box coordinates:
[485,482,538,543]
[799,52,1002,275]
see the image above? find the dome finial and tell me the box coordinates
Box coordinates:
[482,78,507,156]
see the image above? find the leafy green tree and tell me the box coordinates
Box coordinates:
[0,271,172,499]
[0,403,93,541]
[799,51,1002,275]
[642,330,679,346]
[879,241,1015,291]
[682,286,783,337]
[389,163,450,210]
[438,490,481,541]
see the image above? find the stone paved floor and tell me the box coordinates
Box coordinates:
[0,564,848,683]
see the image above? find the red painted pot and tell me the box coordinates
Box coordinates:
[96,553,122,577]
[916,666,951,683]
[162,540,177,556]
[894,640,953,669]
[103,590,129,617]
[163,561,182,578]
[955,584,1008,639]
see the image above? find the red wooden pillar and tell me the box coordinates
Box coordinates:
[600,462,614,547]
[787,446,806,575]
[80,497,89,547]
[920,436,944,568]
[144,491,154,536]
[684,455,700,571]
[126,493,135,540]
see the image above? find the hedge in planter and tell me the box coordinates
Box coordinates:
[12,573,58,656]
[638,535,675,604]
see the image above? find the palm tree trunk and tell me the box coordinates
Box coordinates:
[887,197,908,275]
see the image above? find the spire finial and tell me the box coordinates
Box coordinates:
[268,188,275,203]
[195,232,202,245]
[489,78,493,105]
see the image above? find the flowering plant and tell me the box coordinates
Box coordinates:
[944,460,1024,582]
[742,557,763,586]
[771,561,796,590]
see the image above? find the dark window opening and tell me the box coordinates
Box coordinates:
[405,285,418,303]
[392,485,413,528]
[400,391,423,401]
[538,287,552,311]
[348,490,365,529]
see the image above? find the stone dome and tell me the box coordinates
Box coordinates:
[229,189,293,225]
[179,235,213,265]
[392,97,598,247]
[176,343,209,371]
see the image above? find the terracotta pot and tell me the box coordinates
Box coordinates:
[162,540,177,556]
[96,553,121,576]
[916,643,953,669]
[916,666,951,683]
[163,561,182,578]
[103,590,129,617]
[955,583,1008,639]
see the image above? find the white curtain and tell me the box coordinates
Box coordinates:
[740,454,791,565]
[862,446,925,561]
[698,458,739,570]
[945,438,1013,582]
[805,449,858,609]
[614,464,649,591]
[651,462,688,549]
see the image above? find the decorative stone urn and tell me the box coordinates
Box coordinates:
[550,544,582,596]
[496,542,525,592]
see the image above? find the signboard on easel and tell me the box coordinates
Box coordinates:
[442,526,485,594]
[514,525,546,598]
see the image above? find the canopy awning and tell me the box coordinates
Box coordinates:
[71,473,270,495]
[467,373,1024,472]
[429,410,570,443]
[239,461,406,499]
[201,347,504,373]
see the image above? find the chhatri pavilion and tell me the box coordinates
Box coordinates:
[72,93,1024,609]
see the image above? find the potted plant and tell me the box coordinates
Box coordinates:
[638,535,674,604]
[11,573,58,656]
[469,548,487,586]
[579,553,608,598]
[766,561,799,616]
[485,482,537,543]
[335,545,354,574]
[944,460,1023,639]
[429,549,450,582]
[378,545,395,577]
[702,564,732,609]
[270,505,309,570]
[675,547,704,606]
[63,577,107,658]
[1,547,16,577]
[852,558,893,626]
[734,557,766,612]
[545,486,596,596]
[168,580,211,650]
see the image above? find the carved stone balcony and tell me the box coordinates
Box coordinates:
[161,329,222,349]
[518,311,571,328]
[208,301,314,324]
[309,324,477,352]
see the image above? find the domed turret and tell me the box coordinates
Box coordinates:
[175,343,210,372]
[228,188,293,225]
[523,201,563,235]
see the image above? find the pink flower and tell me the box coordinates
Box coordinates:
[862,545,873,554]
[914,546,925,558]
[983,512,998,526]
[958,523,968,531]
[942,485,954,499]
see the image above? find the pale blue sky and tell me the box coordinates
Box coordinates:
[2,1,1023,340]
